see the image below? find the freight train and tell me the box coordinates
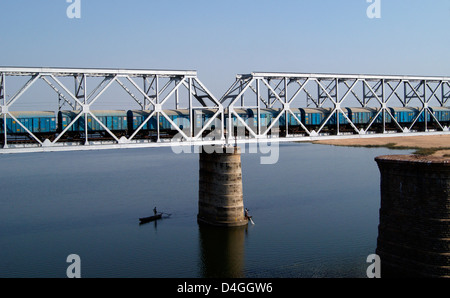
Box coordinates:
[0,106,449,143]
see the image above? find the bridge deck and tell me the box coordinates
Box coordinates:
[1,131,449,154]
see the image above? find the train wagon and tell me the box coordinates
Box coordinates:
[58,110,76,132]
[0,111,56,134]
[228,108,251,128]
[300,108,327,126]
[128,109,220,135]
[193,108,219,131]
[329,108,349,125]
[127,110,157,132]
[286,108,303,126]
[159,109,191,132]
[88,110,128,132]
[248,108,281,128]
[300,108,348,126]
[226,108,279,130]
[388,107,418,124]
[346,107,394,125]
[58,110,128,133]
[430,106,450,124]
[127,109,185,137]
[347,107,378,125]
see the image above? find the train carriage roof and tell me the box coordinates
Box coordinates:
[388,107,420,112]
[346,107,380,113]
[300,107,336,114]
[59,110,128,116]
[129,109,219,117]
[429,106,450,112]
[8,111,56,118]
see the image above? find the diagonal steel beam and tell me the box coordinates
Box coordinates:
[6,112,43,145]
[41,76,76,110]
[7,74,41,106]
[87,75,117,105]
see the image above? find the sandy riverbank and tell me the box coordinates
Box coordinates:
[313,134,450,158]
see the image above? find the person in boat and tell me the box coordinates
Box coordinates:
[244,208,252,220]
[153,207,157,215]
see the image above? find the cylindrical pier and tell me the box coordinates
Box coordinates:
[375,155,450,278]
[198,146,248,227]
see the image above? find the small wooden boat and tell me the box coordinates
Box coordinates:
[139,213,163,224]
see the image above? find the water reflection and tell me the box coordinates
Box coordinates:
[198,225,248,278]
[139,220,158,230]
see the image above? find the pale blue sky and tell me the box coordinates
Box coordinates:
[1,0,449,95]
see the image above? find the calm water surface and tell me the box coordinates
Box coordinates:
[0,143,412,278]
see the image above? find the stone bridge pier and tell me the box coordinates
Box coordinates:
[375,155,450,278]
[198,146,248,227]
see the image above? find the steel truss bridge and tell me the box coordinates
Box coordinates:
[0,67,449,154]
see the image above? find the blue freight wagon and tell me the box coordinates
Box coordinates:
[132,109,193,132]
[127,110,158,131]
[128,109,219,134]
[0,111,56,134]
[89,110,128,132]
[429,107,450,123]
[347,107,377,124]
[159,109,191,131]
[273,109,286,128]
[245,108,281,128]
[300,108,327,126]
[193,109,219,131]
[286,108,303,126]
[300,108,348,126]
[346,107,393,125]
[58,110,128,133]
[229,108,251,127]
[58,110,78,132]
[329,108,349,125]
[388,107,428,123]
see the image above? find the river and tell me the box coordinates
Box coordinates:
[0,142,412,278]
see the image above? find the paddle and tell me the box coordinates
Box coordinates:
[249,217,255,225]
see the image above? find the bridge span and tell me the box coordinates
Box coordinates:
[0,67,449,154]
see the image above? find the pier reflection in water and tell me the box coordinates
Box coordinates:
[199,225,248,278]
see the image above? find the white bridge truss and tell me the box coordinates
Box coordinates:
[0,67,224,153]
[221,72,450,141]
[0,68,449,154]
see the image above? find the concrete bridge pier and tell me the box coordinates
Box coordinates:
[198,146,248,227]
